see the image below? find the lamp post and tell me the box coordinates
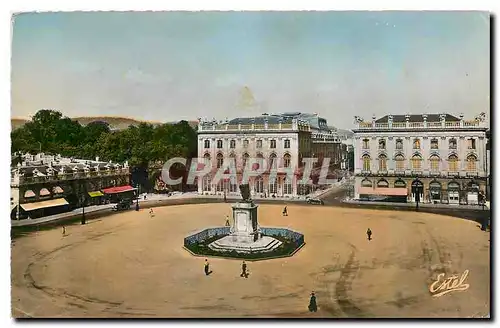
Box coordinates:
[135,183,140,211]
[412,179,423,211]
[81,194,86,225]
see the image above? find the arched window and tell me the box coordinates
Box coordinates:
[362,155,371,171]
[413,138,421,149]
[394,179,406,188]
[269,177,278,194]
[449,138,457,149]
[411,154,422,171]
[283,153,291,168]
[448,154,459,172]
[377,179,389,188]
[429,155,440,173]
[361,178,372,187]
[269,153,277,170]
[203,153,211,167]
[283,177,292,195]
[216,153,224,168]
[395,154,405,171]
[202,174,211,192]
[242,153,250,168]
[378,154,387,171]
[378,139,386,150]
[466,154,477,172]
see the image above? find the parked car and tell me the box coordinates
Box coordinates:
[113,199,131,211]
[306,198,324,205]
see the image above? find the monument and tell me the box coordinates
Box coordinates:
[208,184,282,253]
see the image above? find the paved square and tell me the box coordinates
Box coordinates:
[11,204,490,318]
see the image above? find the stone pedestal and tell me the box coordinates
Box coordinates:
[231,201,259,243]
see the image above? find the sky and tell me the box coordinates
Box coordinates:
[11,11,490,129]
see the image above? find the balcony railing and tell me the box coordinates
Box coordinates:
[448,171,459,177]
[355,120,483,130]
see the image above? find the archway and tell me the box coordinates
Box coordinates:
[429,180,442,203]
[411,179,424,203]
[466,180,479,205]
[447,181,460,205]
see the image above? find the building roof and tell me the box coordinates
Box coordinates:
[375,114,460,123]
[227,115,293,125]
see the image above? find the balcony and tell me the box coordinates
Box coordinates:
[378,170,388,175]
[18,169,129,185]
[430,171,440,176]
[466,171,479,177]
[394,169,405,175]
[361,170,371,175]
[448,171,459,177]
[412,170,423,176]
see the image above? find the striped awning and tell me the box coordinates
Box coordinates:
[21,198,69,211]
[39,188,51,196]
[88,191,104,197]
[102,185,136,194]
[53,186,64,194]
[24,190,35,198]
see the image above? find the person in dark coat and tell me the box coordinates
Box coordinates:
[367,228,372,241]
[308,292,317,312]
[282,206,288,216]
[225,215,230,227]
[62,226,66,237]
[204,259,210,276]
[240,261,247,278]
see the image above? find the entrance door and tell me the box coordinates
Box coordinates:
[448,190,460,204]
[467,192,478,205]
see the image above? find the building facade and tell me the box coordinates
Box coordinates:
[196,112,345,197]
[10,153,132,220]
[352,113,488,205]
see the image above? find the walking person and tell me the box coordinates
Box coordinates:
[204,259,210,276]
[62,226,66,237]
[308,291,317,312]
[240,260,248,278]
[282,206,288,216]
[149,208,155,218]
[367,228,372,241]
[225,215,230,227]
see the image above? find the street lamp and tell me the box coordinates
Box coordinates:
[135,183,140,211]
[81,195,86,225]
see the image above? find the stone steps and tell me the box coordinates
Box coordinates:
[208,236,283,254]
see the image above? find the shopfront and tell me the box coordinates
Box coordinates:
[447,181,460,205]
[466,180,480,205]
[429,181,442,204]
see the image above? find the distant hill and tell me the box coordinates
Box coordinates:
[11,116,198,131]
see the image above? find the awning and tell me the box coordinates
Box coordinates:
[102,185,136,194]
[21,198,69,211]
[39,188,51,196]
[88,191,104,197]
[53,186,64,194]
[24,190,36,198]
[359,187,408,196]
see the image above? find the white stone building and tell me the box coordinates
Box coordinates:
[196,112,345,197]
[352,113,488,205]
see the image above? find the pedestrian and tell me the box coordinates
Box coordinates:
[240,260,248,278]
[149,208,155,218]
[225,215,230,227]
[308,291,317,312]
[62,226,66,237]
[282,206,288,216]
[224,193,227,202]
[204,259,210,276]
[367,228,372,241]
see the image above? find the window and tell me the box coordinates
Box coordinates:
[283,154,291,168]
[449,138,457,150]
[203,153,211,166]
[283,178,293,195]
[429,155,440,172]
[411,155,422,171]
[413,139,421,149]
[378,139,386,150]
[361,178,372,187]
[202,174,211,192]
[269,153,277,170]
[204,140,210,149]
[378,155,387,171]
[377,179,389,188]
[269,178,278,194]
[362,139,370,149]
[362,155,371,171]
[448,154,458,172]
[431,139,439,149]
[217,140,223,149]
[394,179,406,188]
[284,139,290,149]
[256,140,263,148]
[216,153,224,168]
[243,139,249,148]
[230,140,236,149]
[468,138,476,150]
[396,139,403,150]
[242,153,249,168]
[254,176,264,193]
[270,140,276,149]
[216,180,224,192]
[466,155,477,172]
[395,154,405,171]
